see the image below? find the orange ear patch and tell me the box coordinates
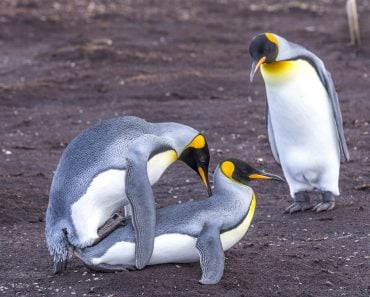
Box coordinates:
[265,33,278,45]
[221,161,235,178]
[187,134,206,149]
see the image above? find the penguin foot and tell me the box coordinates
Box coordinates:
[313,191,336,212]
[94,212,127,245]
[312,202,335,212]
[284,191,312,214]
[284,202,312,214]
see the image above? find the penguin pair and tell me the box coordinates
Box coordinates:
[249,33,350,213]
[45,115,284,285]
[45,116,211,274]
[74,158,284,285]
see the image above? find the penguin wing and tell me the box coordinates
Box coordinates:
[196,223,224,285]
[292,47,350,161]
[266,103,281,164]
[125,135,172,269]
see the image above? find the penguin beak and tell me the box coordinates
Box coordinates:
[248,171,285,182]
[197,166,212,196]
[250,56,266,82]
[179,143,212,197]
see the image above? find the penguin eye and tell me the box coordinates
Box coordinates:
[199,155,207,163]
[264,43,273,53]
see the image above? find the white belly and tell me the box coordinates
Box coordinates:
[71,169,128,245]
[71,150,177,245]
[91,196,257,267]
[92,234,199,266]
[262,60,340,194]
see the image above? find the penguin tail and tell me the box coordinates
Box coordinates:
[45,219,71,274]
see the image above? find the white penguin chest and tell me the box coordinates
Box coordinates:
[71,150,177,245]
[261,60,339,161]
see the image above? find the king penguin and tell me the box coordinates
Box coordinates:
[249,33,350,213]
[74,159,284,285]
[45,116,211,274]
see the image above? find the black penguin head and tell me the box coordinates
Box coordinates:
[179,134,212,196]
[220,158,284,185]
[249,33,279,82]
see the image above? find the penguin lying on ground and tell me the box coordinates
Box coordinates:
[249,33,350,213]
[74,159,284,285]
[45,116,211,274]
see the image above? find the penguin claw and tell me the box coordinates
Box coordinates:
[284,202,312,214]
[312,202,335,212]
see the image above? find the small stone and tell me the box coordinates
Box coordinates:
[325,280,334,287]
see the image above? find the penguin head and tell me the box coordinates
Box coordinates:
[179,134,212,196]
[249,32,279,82]
[220,158,284,185]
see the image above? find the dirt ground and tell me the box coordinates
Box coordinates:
[0,0,369,296]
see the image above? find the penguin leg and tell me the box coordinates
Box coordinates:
[284,191,312,214]
[196,224,224,285]
[93,212,127,246]
[313,191,336,212]
[125,157,156,270]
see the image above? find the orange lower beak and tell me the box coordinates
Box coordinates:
[250,56,266,82]
[198,167,212,196]
[249,172,285,182]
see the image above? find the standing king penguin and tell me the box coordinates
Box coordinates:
[75,159,284,285]
[249,33,350,213]
[45,116,211,273]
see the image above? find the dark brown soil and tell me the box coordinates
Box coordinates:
[0,1,369,296]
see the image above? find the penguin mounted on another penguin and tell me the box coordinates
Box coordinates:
[249,33,350,213]
[45,116,211,274]
[74,159,284,285]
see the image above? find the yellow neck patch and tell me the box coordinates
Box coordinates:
[261,59,309,84]
[147,150,178,184]
[221,161,235,179]
[261,60,294,74]
[220,192,256,249]
[187,134,205,150]
[265,33,278,46]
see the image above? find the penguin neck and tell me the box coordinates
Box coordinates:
[261,59,313,85]
[212,168,253,203]
[147,150,178,185]
[153,122,198,155]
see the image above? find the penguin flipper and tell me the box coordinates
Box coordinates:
[266,104,281,164]
[292,48,350,162]
[319,68,350,162]
[196,224,224,285]
[125,155,156,270]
